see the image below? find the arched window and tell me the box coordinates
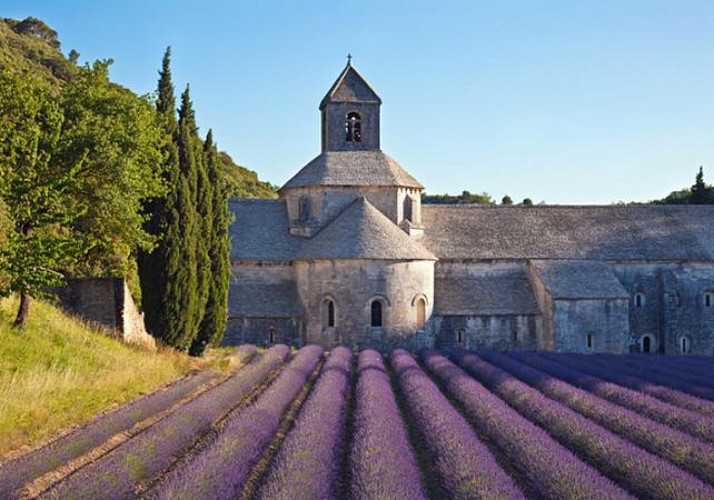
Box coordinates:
[586,332,594,350]
[370,300,383,328]
[705,292,713,308]
[322,298,335,328]
[456,328,466,345]
[415,297,426,330]
[641,334,655,354]
[634,292,646,308]
[680,335,691,354]
[345,112,362,142]
[403,195,413,223]
[267,327,276,344]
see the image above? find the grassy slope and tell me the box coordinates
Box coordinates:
[0,297,193,458]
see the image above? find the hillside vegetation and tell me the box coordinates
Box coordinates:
[0,17,274,343]
[0,297,192,457]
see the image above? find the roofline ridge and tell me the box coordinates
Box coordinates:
[319,62,382,109]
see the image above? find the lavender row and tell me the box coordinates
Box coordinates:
[480,350,714,485]
[256,346,352,500]
[603,353,714,391]
[348,350,426,500]
[0,369,218,498]
[390,349,524,499]
[508,351,714,443]
[43,345,290,500]
[541,351,714,418]
[608,352,714,381]
[583,354,714,401]
[152,344,324,499]
[421,350,631,500]
[451,350,714,499]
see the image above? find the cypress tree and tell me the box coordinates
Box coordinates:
[190,130,230,355]
[139,47,181,344]
[139,48,201,350]
[183,87,212,338]
[170,85,202,349]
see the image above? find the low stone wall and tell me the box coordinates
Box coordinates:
[55,278,155,349]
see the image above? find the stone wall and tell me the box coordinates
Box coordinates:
[294,258,434,349]
[433,314,540,350]
[321,101,380,152]
[612,262,714,355]
[551,298,629,353]
[56,278,155,349]
[223,317,302,347]
[284,185,421,236]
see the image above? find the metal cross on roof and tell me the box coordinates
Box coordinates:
[347,53,352,64]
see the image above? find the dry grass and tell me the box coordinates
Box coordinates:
[0,296,193,458]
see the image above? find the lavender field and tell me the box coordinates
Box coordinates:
[2,346,714,499]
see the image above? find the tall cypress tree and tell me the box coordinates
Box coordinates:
[139,48,200,349]
[190,130,230,355]
[168,85,202,349]
[139,47,179,343]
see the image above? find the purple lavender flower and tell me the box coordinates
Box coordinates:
[151,345,324,499]
[390,349,524,500]
[421,350,631,500]
[540,351,714,418]
[509,350,714,443]
[348,349,426,500]
[256,346,352,500]
[451,349,714,499]
[42,344,290,499]
[479,350,714,486]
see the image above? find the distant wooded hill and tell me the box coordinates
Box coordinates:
[0,17,276,200]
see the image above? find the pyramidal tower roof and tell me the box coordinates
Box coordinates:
[319,60,382,110]
[300,197,436,260]
[280,151,423,190]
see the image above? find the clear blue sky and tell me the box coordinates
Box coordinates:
[5,1,714,203]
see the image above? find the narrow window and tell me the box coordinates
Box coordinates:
[705,292,713,308]
[634,293,645,308]
[403,195,413,222]
[586,332,594,349]
[642,335,651,354]
[346,112,362,142]
[456,328,465,345]
[322,298,336,328]
[680,336,690,354]
[415,297,426,330]
[370,300,383,327]
[268,327,276,344]
[298,196,311,222]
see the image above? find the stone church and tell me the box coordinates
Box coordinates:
[224,62,714,355]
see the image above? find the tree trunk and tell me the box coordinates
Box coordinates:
[13,291,30,329]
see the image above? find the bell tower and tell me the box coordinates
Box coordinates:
[320,58,382,152]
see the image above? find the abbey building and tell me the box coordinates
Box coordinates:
[225,62,714,355]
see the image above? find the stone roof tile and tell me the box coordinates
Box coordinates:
[319,62,381,109]
[530,260,629,299]
[229,199,299,261]
[280,151,423,190]
[434,267,539,315]
[421,205,714,261]
[300,197,437,261]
